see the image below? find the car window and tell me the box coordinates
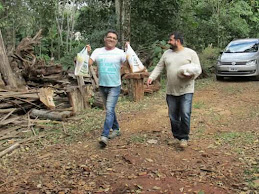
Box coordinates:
[225,41,259,53]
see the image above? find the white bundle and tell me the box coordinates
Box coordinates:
[177,63,201,79]
[74,47,89,76]
[125,44,145,73]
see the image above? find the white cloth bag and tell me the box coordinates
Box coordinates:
[177,63,201,79]
[125,44,145,73]
[74,47,89,76]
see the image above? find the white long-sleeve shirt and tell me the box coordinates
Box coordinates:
[149,48,201,96]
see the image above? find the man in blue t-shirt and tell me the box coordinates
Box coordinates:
[89,30,126,147]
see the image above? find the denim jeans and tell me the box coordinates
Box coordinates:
[166,93,193,140]
[99,86,121,137]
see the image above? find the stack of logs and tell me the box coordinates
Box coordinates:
[0,30,160,156]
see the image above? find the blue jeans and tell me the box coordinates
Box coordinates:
[166,93,193,140]
[99,86,121,137]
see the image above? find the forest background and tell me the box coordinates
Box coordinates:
[0,0,258,74]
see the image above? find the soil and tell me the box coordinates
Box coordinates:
[0,78,258,194]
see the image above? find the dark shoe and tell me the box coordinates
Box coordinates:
[99,136,108,148]
[179,139,188,148]
[108,129,121,139]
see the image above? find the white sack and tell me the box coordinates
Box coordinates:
[74,47,89,76]
[125,44,145,73]
[177,63,201,79]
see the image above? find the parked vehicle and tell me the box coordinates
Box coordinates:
[215,38,259,80]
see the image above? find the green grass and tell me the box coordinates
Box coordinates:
[195,77,215,90]
[193,127,206,138]
[214,131,256,146]
[130,135,146,143]
[193,101,205,109]
[244,165,259,190]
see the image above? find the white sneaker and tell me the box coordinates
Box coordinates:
[179,139,188,148]
[108,129,121,139]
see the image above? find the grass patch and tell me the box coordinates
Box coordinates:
[193,101,205,109]
[130,135,146,143]
[222,85,242,95]
[37,108,104,145]
[244,165,259,190]
[193,127,206,138]
[214,131,256,146]
[195,77,215,90]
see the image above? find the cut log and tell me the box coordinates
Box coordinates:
[31,64,63,76]
[38,87,55,109]
[92,91,104,109]
[30,109,73,121]
[127,78,144,102]
[144,80,161,94]
[123,72,149,102]
[67,86,86,113]
[0,91,39,99]
[123,72,149,79]
[76,75,89,109]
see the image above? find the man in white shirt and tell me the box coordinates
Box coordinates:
[89,30,126,147]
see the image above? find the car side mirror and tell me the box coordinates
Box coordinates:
[219,51,223,54]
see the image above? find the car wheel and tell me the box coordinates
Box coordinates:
[216,76,224,81]
[254,75,259,81]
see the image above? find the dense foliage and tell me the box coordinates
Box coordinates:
[0,0,258,73]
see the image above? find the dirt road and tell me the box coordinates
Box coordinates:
[0,78,258,193]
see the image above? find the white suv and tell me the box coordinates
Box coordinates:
[215,38,259,81]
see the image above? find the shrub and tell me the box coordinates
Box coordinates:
[199,45,221,77]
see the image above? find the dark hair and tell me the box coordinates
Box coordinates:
[169,31,184,44]
[105,30,119,39]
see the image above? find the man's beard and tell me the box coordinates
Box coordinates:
[170,44,178,51]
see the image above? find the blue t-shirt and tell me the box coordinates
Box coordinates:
[90,47,126,87]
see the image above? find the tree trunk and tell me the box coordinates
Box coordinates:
[115,0,131,48]
[0,30,17,89]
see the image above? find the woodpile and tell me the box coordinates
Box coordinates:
[0,30,102,156]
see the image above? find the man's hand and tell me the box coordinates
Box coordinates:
[147,78,153,87]
[86,44,91,54]
[181,73,194,79]
[125,41,130,50]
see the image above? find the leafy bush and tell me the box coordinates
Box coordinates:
[148,40,169,72]
[199,45,221,76]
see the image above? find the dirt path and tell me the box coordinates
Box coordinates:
[0,78,258,193]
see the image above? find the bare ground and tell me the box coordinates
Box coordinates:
[0,77,258,194]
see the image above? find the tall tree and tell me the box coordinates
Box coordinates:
[115,0,131,48]
[0,30,17,89]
